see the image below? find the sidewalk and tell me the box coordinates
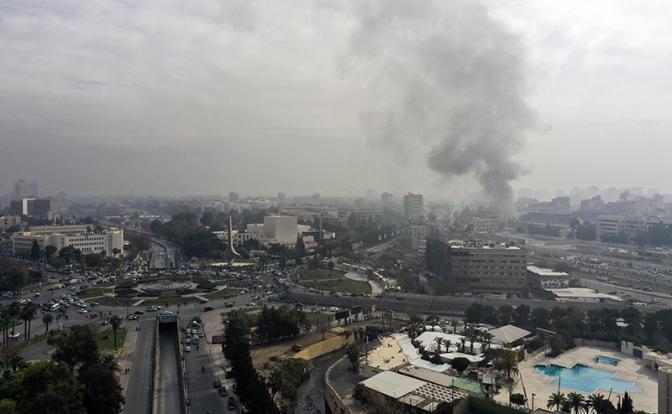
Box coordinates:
[118,323,138,396]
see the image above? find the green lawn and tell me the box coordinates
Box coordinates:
[298,268,345,281]
[96,327,127,351]
[204,287,246,299]
[302,278,371,294]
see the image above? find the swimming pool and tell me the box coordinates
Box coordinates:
[595,356,620,366]
[534,364,640,394]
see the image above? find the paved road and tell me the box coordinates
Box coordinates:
[183,332,230,414]
[124,318,156,414]
[156,325,183,414]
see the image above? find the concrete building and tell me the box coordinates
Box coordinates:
[408,225,430,251]
[11,225,123,257]
[403,193,424,221]
[659,366,672,414]
[527,265,570,289]
[0,216,21,231]
[228,192,239,202]
[528,196,571,215]
[9,198,51,217]
[263,215,298,244]
[426,239,527,295]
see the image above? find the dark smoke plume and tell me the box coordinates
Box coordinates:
[352,0,535,211]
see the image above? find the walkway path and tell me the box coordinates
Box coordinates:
[344,272,383,296]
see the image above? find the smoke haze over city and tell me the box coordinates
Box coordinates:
[2,1,672,198]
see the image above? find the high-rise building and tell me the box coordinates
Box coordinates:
[263,215,299,245]
[277,192,286,205]
[228,192,240,202]
[9,198,51,218]
[403,193,424,220]
[660,366,672,414]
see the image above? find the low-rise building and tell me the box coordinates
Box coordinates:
[10,225,123,257]
[527,265,570,289]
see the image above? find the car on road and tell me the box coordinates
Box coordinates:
[184,346,191,352]
[218,387,227,396]
[199,299,208,304]
[191,329,197,335]
[213,379,222,389]
[203,306,214,312]
[78,309,88,314]
[134,310,144,315]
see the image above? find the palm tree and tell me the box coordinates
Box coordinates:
[111,315,122,349]
[480,331,494,352]
[42,313,54,335]
[458,337,467,353]
[547,392,566,411]
[567,392,586,414]
[587,393,618,414]
[19,304,37,342]
[495,353,519,380]
[434,337,444,356]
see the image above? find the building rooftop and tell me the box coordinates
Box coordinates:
[549,287,621,301]
[488,325,531,345]
[360,371,425,399]
[527,265,569,277]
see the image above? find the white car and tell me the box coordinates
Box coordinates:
[185,346,191,352]
[78,309,88,314]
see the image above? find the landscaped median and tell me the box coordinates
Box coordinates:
[297,268,372,295]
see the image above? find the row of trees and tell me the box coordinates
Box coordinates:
[465,303,672,353]
[0,324,124,414]
[223,310,279,413]
[256,305,310,344]
[150,212,225,258]
[547,391,637,414]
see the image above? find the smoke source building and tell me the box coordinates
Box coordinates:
[426,239,527,295]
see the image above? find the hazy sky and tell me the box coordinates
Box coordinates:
[1,1,672,199]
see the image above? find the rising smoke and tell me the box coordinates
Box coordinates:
[351,0,535,211]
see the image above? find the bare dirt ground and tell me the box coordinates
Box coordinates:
[251,331,339,370]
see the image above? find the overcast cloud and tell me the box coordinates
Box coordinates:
[1,1,672,199]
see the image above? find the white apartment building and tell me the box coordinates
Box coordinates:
[11,225,123,257]
[403,193,424,220]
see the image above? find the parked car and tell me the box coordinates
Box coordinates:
[213,379,222,389]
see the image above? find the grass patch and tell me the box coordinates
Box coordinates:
[298,268,344,281]
[204,287,246,299]
[302,278,371,294]
[80,287,113,299]
[96,327,127,351]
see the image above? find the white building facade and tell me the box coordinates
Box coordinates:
[11,225,123,257]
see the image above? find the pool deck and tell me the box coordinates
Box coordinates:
[495,346,658,413]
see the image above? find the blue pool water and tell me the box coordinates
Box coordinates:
[595,356,620,366]
[534,364,640,394]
